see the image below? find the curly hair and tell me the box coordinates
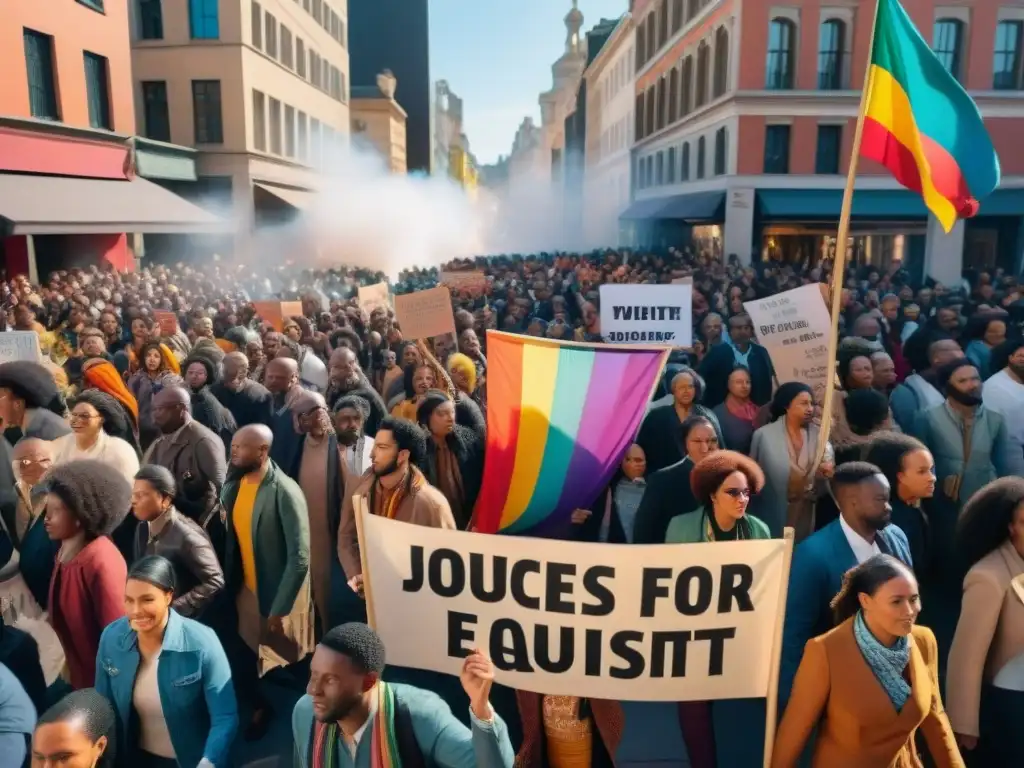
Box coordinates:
[830,554,914,626]
[71,389,134,445]
[321,622,386,674]
[42,459,132,539]
[377,416,427,467]
[690,450,765,508]
[37,688,117,767]
[333,394,372,422]
[956,477,1024,572]
[402,361,436,400]
[837,351,873,390]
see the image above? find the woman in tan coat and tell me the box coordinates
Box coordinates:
[947,477,1024,765]
[772,554,963,768]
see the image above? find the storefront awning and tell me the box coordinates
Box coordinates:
[756,189,928,219]
[619,196,675,220]
[254,183,315,209]
[974,188,1024,216]
[657,191,725,221]
[0,173,225,235]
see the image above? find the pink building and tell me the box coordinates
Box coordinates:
[624,0,1024,285]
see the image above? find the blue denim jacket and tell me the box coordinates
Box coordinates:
[95,610,237,768]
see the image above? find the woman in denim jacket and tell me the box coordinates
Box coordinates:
[95,555,237,767]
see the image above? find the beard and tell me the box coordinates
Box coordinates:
[337,428,360,447]
[314,692,363,723]
[947,387,983,407]
[1010,363,1024,380]
[373,455,400,478]
[232,459,263,475]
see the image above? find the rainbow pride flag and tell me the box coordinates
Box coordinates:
[861,0,1000,232]
[473,332,668,536]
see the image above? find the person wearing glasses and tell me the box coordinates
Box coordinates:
[0,438,56,610]
[663,451,771,768]
[53,390,141,484]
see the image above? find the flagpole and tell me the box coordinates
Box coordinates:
[815,0,882,465]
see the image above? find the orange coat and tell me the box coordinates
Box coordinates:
[772,619,963,768]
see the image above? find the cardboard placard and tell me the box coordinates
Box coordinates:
[252,301,304,332]
[358,282,391,313]
[440,271,488,296]
[393,287,455,340]
[153,310,178,337]
[0,331,41,363]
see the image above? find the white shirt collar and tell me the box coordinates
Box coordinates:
[839,513,881,564]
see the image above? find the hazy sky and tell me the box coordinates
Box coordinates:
[429,0,628,166]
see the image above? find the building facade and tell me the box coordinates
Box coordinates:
[0,0,219,279]
[625,0,1024,284]
[351,71,407,173]
[582,13,636,248]
[130,0,350,235]
[434,80,464,178]
[348,0,430,173]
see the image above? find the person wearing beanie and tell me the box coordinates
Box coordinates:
[42,460,131,690]
[415,390,484,530]
[182,354,237,451]
[0,360,71,443]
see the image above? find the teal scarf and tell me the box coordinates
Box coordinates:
[853,611,912,712]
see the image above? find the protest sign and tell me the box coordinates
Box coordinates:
[0,331,41,362]
[744,284,831,405]
[153,310,178,337]
[252,301,304,332]
[394,287,455,340]
[440,271,488,296]
[358,282,390,313]
[599,284,692,345]
[359,513,792,702]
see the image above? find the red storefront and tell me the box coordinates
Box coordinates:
[0,117,224,280]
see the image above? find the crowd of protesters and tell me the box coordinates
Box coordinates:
[0,246,1020,767]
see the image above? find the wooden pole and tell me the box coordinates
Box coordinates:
[353,495,378,630]
[762,527,796,768]
[815,0,882,465]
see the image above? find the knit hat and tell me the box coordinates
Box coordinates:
[415,389,451,426]
[43,460,132,539]
[0,361,58,409]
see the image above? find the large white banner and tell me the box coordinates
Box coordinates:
[599,284,693,346]
[361,515,789,702]
[744,284,832,404]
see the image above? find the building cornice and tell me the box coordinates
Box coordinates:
[582,13,633,82]
[0,115,129,145]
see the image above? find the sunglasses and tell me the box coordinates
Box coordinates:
[722,488,751,500]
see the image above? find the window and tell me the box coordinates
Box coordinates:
[296,38,306,77]
[340,71,347,102]
[330,67,340,99]
[645,86,655,135]
[23,29,59,120]
[251,2,262,47]
[671,0,684,34]
[284,105,295,157]
[311,51,321,87]
[303,0,309,11]
[635,93,645,138]
[265,14,277,58]
[330,11,339,41]
[339,17,347,48]
[764,124,791,173]
[297,111,308,161]
[253,90,266,151]
[713,127,727,175]
[141,81,170,141]
[994,20,1023,90]
[191,80,223,143]
[645,156,654,187]
[281,26,293,68]
[656,77,666,130]
[667,146,677,183]
[695,41,709,107]
[818,19,845,89]
[636,28,646,69]
[696,136,706,178]
[669,67,679,122]
[680,56,693,115]
[269,98,282,154]
[139,0,164,40]
[656,152,665,185]
[815,124,842,173]
[658,0,669,48]
[310,117,321,165]
[189,0,219,39]
[766,18,796,89]
[681,142,690,180]
[83,52,111,130]
[645,14,656,64]
[933,19,964,80]
[713,27,729,97]
[322,60,330,92]
[312,0,321,21]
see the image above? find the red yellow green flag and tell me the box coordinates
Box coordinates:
[861,0,1000,232]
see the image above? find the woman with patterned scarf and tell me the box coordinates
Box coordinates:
[772,555,963,767]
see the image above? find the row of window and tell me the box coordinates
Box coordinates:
[767,15,1024,91]
[252,89,339,165]
[636,26,728,142]
[598,114,633,162]
[252,2,347,102]
[763,124,844,175]
[295,0,347,48]
[636,0,715,71]
[636,127,727,189]
[137,0,219,42]
[24,28,112,130]
[139,80,223,144]
[596,50,635,109]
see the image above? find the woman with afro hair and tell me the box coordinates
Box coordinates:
[947,477,1024,764]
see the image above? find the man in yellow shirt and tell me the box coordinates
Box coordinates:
[223,424,313,740]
